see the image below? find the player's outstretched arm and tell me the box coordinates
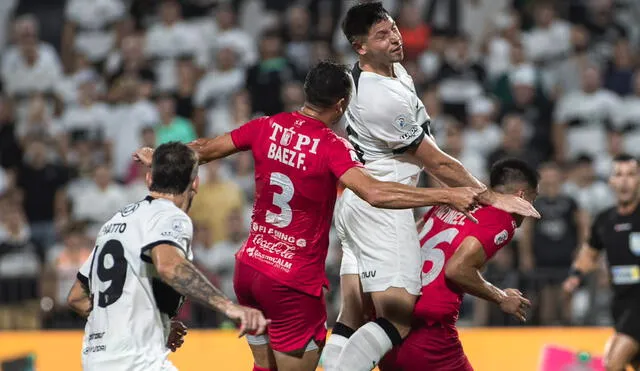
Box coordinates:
[562,243,600,295]
[151,244,269,336]
[67,278,92,318]
[340,167,480,219]
[411,136,540,219]
[445,236,531,322]
[133,134,239,167]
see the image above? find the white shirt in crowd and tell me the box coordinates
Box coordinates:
[614,95,640,157]
[197,23,257,68]
[523,20,571,66]
[194,67,245,135]
[562,180,615,217]
[61,101,111,140]
[71,183,127,225]
[65,0,126,62]
[554,89,621,160]
[463,125,502,157]
[194,240,239,301]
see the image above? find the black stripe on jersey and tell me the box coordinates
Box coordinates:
[152,278,184,317]
[140,240,187,263]
[352,62,362,92]
[77,272,89,288]
[392,129,426,154]
[421,119,432,137]
[144,195,155,203]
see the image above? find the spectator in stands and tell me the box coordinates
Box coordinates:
[483,10,521,82]
[441,117,487,182]
[15,94,62,145]
[17,139,68,251]
[488,113,542,171]
[189,161,245,243]
[396,1,430,62]
[61,0,126,71]
[281,81,304,113]
[194,46,245,136]
[246,28,301,116]
[0,96,22,171]
[56,53,101,106]
[553,65,620,163]
[41,222,91,329]
[562,154,615,217]
[1,15,63,123]
[105,34,156,88]
[0,195,41,330]
[594,130,624,180]
[172,59,197,124]
[462,96,501,157]
[581,0,628,65]
[154,93,196,145]
[553,25,598,98]
[124,127,153,204]
[522,2,571,74]
[603,38,635,96]
[283,5,313,75]
[520,162,589,325]
[614,71,640,157]
[70,163,126,238]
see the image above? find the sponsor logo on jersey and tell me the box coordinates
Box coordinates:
[494,230,509,245]
[615,223,632,232]
[629,232,640,256]
[400,126,420,141]
[611,265,640,285]
[361,270,376,279]
[120,202,140,217]
[394,114,407,129]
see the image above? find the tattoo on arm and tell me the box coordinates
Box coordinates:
[164,260,231,313]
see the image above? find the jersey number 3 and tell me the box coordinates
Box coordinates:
[418,218,459,286]
[95,240,127,308]
[266,172,294,228]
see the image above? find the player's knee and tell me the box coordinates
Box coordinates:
[604,354,626,371]
[375,317,405,345]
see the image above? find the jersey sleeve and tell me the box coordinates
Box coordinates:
[229,116,269,151]
[359,87,426,152]
[140,211,194,262]
[589,212,605,251]
[465,208,516,260]
[328,136,364,179]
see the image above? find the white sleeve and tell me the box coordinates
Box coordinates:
[141,211,194,262]
[77,248,96,286]
[359,87,426,151]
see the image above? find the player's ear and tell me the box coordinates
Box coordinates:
[191,175,200,194]
[145,171,152,188]
[353,41,366,56]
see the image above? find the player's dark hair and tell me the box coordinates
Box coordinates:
[613,153,639,165]
[490,158,539,191]
[149,142,198,195]
[342,2,390,43]
[304,60,351,109]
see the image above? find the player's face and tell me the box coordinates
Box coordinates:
[609,160,640,205]
[358,17,403,64]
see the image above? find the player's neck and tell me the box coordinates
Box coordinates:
[299,105,332,127]
[617,196,640,216]
[149,191,188,212]
[359,59,394,78]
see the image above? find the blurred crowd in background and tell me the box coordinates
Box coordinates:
[1,0,639,331]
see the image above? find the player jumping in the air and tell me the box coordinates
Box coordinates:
[67,142,269,371]
[379,159,538,371]
[325,3,539,370]
[563,154,640,371]
[135,61,482,371]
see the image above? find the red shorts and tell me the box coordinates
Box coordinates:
[233,261,327,353]
[380,322,473,371]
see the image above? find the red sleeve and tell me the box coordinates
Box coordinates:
[327,136,364,179]
[465,207,516,260]
[230,116,269,151]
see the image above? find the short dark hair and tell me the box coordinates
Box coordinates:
[304,60,351,108]
[574,153,593,166]
[490,158,539,191]
[149,142,198,194]
[342,2,390,43]
[613,153,639,165]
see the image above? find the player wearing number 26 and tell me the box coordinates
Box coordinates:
[67,142,268,371]
[380,159,539,371]
[134,61,483,371]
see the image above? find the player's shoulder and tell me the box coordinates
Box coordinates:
[139,196,191,226]
[474,205,516,230]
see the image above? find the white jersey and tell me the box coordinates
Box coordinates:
[78,196,193,371]
[345,62,430,186]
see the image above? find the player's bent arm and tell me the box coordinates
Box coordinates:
[340,167,468,209]
[151,244,234,313]
[444,236,506,304]
[67,278,92,318]
[187,134,239,164]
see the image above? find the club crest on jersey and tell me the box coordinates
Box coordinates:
[394,114,407,129]
[280,128,295,146]
[494,230,509,245]
[629,232,640,256]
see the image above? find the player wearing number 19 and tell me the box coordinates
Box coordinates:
[66,142,269,371]
[135,61,481,371]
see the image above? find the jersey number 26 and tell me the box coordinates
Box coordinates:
[418,218,459,286]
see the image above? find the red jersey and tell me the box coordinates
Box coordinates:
[415,205,517,327]
[230,112,362,297]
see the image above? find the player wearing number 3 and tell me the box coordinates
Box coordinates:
[67,142,269,371]
[135,61,481,371]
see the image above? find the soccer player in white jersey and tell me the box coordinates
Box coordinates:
[322,3,540,371]
[66,142,269,371]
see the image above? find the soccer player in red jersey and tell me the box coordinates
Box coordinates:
[135,61,481,371]
[379,159,538,371]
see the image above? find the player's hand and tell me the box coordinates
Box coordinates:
[488,192,540,219]
[498,288,531,322]
[133,147,154,167]
[224,303,271,338]
[562,276,581,296]
[167,320,187,352]
[446,187,481,223]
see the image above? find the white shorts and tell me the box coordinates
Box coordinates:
[335,189,421,295]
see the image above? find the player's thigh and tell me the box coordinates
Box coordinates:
[370,287,418,333]
[336,273,370,328]
[604,333,640,371]
[273,342,322,371]
[248,342,277,369]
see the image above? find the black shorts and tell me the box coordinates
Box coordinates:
[612,299,640,362]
